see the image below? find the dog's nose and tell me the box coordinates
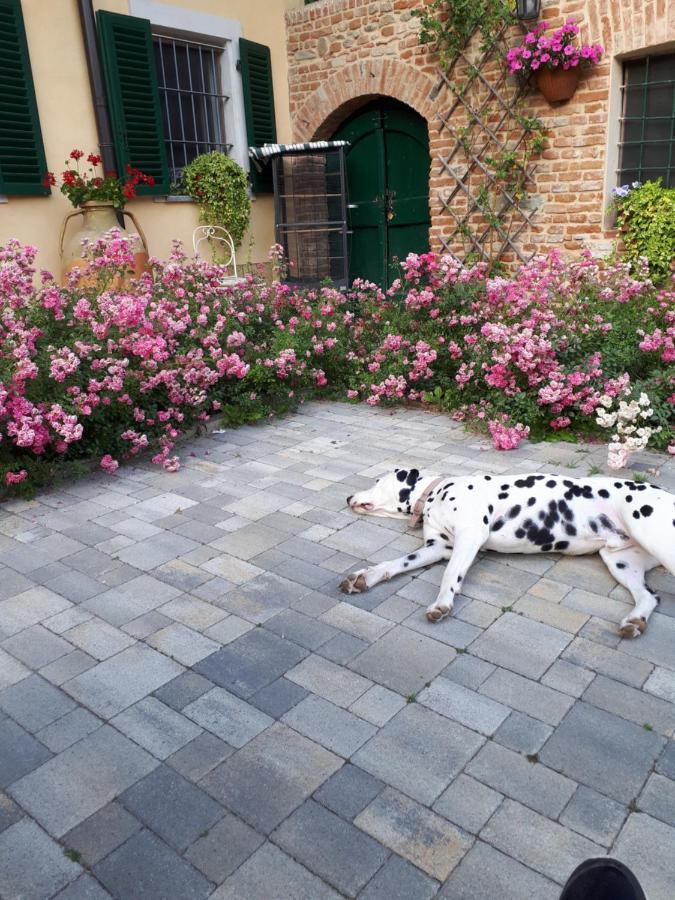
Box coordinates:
[346,495,353,505]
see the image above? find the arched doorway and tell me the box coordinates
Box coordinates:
[333,98,431,287]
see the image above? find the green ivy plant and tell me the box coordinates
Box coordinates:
[611,180,675,284]
[182,152,251,249]
[412,0,516,69]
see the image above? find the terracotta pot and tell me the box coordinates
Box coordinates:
[60,201,149,285]
[534,66,581,103]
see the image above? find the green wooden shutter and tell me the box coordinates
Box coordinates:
[0,0,49,195]
[239,38,277,193]
[96,10,169,195]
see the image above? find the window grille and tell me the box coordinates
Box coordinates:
[153,34,231,182]
[619,53,675,188]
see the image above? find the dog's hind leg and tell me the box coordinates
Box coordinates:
[339,543,450,594]
[426,527,487,622]
[599,545,661,639]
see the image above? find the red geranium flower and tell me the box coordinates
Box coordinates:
[70,149,84,160]
[87,153,102,166]
[42,172,56,187]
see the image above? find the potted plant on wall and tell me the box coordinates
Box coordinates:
[506,18,603,103]
[47,150,153,282]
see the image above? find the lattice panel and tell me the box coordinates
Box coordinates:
[433,24,539,265]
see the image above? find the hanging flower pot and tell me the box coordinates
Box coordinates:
[534,65,581,103]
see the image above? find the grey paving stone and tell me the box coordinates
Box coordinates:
[583,674,675,735]
[348,626,455,695]
[158,594,228,631]
[152,672,213,712]
[439,840,559,900]
[9,724,157,837]
[323,520,396,557]
[45,571,107,604]
[513,592,589,633]
[466,741,576,818]
[547,557,618,595]
[210,523,285,560]
[264,608,338,649]
[356,787,470,881]
[644,667,675,704]
[94,828,212,900]
[146,622,220,666]
[561,587,632,624]
[442,653,496,690]
[313,763,384,820]
[122,610,173,639]
[249,676,308,718]
[63,618,135,660]
[481,798,604,884]
[0,646,30,691]
[0,818,82,900]
[0,585,72,636]
[479,668,574,726]
[203,614,253,644]
[200,723,341,834]
[112,697,202,759]
[283,694,376,758]
[63,801,141,867]
[433,773,502,834]
[656,740,675,779]
[319,602,391,642]
[53,874,112,899]
[318,631,370,663]
[618,613,675,670]
[0,674,76,732]
[211,842,341,900]
[63,644,183,718]
[154,557,215,589]
[185,810,264,883]
[563,636,653,688]
[40,649,97,686]
[0,791,23,834]
[348,684,406,726]
[541,658,595,697]
[559,786,627,847]
[494,710,554,754]
[184,686,273,748]
[286,653,372,707]
[276,535,336,564]
[82,574,182,626]
[44,607,94,635]
[194,628,307,699]
[419,677,510,736]
[638,773,675,827]
[273,799,389,897]
[470,613,571,679]
[353,704,484,805]
[459,558,539,605]
[36,707,101,753]
[0,717,52,788]
[119,764,225,851]
[402,609,482,649]
[613,813,675,900]
[539,701,665,803]
[167,731,234,782]
[1,624,73,668]
[358,855,439,900]
[290,588,339,619]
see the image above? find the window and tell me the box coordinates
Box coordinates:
[618,53,675,188]
[153,34,231,183]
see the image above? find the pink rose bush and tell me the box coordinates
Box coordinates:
[0,232,673,495]
[506,18,603,76]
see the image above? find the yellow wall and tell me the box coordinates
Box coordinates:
[1,0,297,275]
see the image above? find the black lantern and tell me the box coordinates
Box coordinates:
[516,0,540,19]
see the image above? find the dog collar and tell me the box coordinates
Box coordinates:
[409,477,444,528]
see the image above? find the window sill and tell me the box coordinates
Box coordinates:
[153,195,195,203]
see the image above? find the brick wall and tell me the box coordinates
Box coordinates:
[285,0,675,262]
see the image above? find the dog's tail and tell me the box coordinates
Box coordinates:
[622,485,675,575]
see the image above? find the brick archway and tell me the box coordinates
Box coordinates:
[293,59,440,141]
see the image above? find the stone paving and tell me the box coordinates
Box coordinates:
[1,401,675,900]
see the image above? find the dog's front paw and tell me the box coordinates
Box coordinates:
[425,604,452,623]
[619,616,647,639]
[339,572,368,594]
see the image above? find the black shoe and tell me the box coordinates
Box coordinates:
[559,858,647,900]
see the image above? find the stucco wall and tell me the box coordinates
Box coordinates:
[285,0,675,261]
[1,0,297,275]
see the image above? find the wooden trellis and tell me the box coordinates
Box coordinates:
[432,24,540,265]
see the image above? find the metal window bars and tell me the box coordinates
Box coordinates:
[153,34,232,183]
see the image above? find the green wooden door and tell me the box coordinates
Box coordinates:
[333,99,430,287]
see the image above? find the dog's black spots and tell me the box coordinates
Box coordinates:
[515,528,526,539]
[557,499,573,521]
[673,519,675,528]
[397,506,402,512]
[599,514,616,532]
[492,518,505,532]
[403,561,408,568]
[445,544,452,550]
[527,497,536,507]
[508,505,521,519]
[453,507,457,512]
[633,510,641,520]
[636,484,648,492]
[484,475,492,481]
[407,553,418,561]
[589,519,599,533]
[448,497,455,502]
[535,475,545,481]
[406,468,420,486]
[554,541,569,551]
[396,470,407,482]
[616,562,627,569]
[501,484,510,491]
[546,479,557,488]
[441,492,448,502]
[538,511,546,522]
[488,504,494,514]
[468,484,474,490]
[440,533,449,540]
[498,492,509,500]
[640,504,654,517]
[515,475,539,489]
[541,543,553,552]
[483,515,489,525]
[426,539,436,546]
[614,481,624,489]
[598,489,610,499]
[399,488,411,503]
[457,575,462,583]
[565,524,577,536]
[626,495,633,503]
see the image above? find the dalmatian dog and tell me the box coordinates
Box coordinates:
[341,469,675,639]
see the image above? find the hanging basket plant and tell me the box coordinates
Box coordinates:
[182,152,251,248]
[506,18,603,104]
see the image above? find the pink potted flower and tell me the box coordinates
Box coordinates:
[506,18,603,103]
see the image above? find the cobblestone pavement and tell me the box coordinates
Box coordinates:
[1,401,675,900]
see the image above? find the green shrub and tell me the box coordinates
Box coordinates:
[182,152,251,248]
[612,180,675,284]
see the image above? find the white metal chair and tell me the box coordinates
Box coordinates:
[192,226,245,285]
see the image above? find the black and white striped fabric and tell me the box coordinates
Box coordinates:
[248,141,349,171]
